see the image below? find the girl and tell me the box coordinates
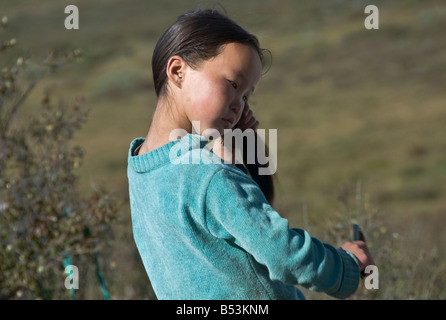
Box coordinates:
[127,9,374,300]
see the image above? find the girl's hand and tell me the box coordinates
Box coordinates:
[213,103,258,164]
[341,241,376,273]
[235,103,259,131]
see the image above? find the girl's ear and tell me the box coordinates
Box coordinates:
[166,55,187,88]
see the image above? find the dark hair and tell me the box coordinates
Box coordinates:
[151,9,274,204]
[152,9,264,97]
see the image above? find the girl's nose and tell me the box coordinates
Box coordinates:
[230,99,244,115]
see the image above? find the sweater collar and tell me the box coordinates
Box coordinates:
[128,134,209,173]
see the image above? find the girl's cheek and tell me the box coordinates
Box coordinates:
[200,83,228,109]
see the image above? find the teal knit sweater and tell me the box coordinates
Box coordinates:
[127,134,360,300]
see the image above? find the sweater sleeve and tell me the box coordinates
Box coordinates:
[204,167,360,299]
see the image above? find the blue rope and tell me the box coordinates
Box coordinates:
[93,251,110,300]
[63,207,111,300]
[62,254,76,300]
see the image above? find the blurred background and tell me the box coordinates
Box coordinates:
[1,0,445,299]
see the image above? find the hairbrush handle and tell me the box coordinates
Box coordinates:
[352,224,367,279]
[352,223,366,242]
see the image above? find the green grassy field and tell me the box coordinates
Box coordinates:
[1,0,445,299]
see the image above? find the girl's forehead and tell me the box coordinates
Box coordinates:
[208,43,262,77]
[220,43,260,62]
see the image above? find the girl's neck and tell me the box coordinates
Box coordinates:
[139,99,236,164]
[139,99,189,155]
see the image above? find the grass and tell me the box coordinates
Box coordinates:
[1,0,445,299]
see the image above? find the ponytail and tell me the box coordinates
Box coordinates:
[241,132,275,205]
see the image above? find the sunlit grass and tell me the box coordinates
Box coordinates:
[1,0,445,299]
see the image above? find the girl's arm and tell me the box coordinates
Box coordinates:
[205,167,361,299]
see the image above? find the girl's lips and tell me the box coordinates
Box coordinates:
[223,118,233,128]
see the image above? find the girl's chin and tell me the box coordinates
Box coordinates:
[195,122,235,139]
[222,119,233,129]
[199,127,223,139]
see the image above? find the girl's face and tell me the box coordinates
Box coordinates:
[176,43,263,136]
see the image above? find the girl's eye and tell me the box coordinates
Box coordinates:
[228,80,248,102]
[229,80,238,89]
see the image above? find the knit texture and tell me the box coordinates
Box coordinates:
[127,134,360,299]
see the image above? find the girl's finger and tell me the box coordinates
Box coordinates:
[245,117,258,129]
[252,120,259,131]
